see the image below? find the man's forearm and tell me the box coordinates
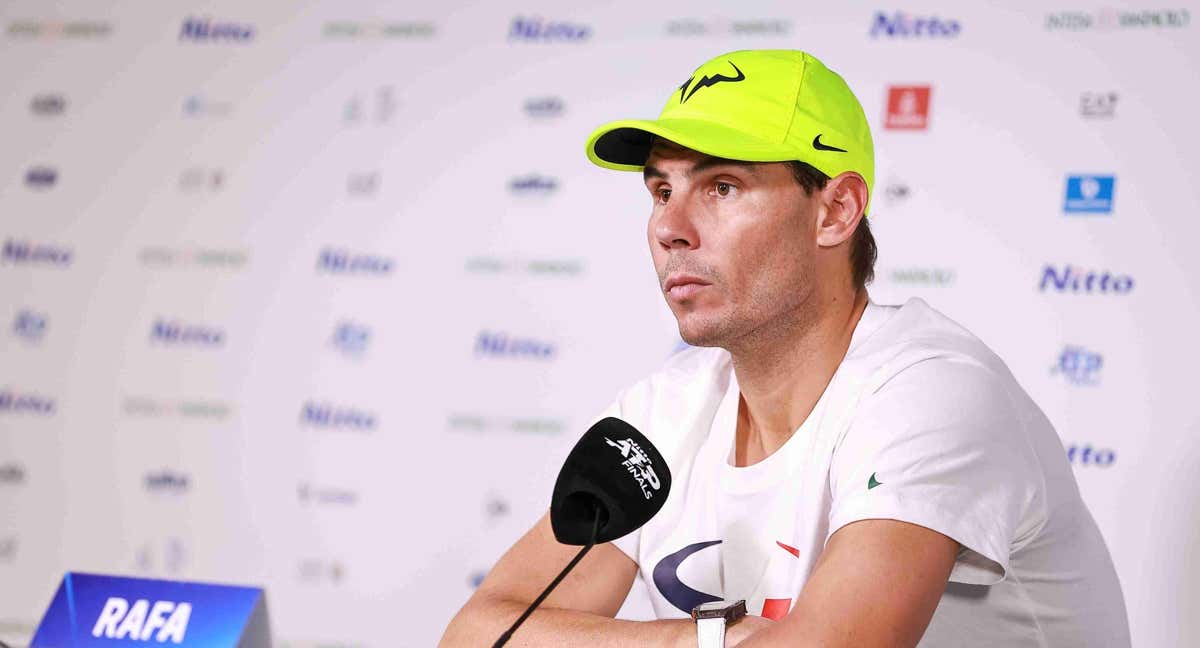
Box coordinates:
[439,594,692,648]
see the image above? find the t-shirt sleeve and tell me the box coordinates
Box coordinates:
[827,357,1046,585]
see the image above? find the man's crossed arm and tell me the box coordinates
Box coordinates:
[439,513,958,647]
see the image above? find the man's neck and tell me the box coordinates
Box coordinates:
[728,288,869,467]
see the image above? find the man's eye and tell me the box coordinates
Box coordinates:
[715,182,732,197]
[658,188,672,203]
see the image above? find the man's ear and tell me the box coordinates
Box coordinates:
[815,171,869,249]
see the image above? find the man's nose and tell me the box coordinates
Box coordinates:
[654,194,699,250]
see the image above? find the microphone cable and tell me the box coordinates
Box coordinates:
[492,502,602,648]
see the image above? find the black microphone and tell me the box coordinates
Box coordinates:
[492,417,671,647]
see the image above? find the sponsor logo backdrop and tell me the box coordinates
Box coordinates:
[1,1,1198,646]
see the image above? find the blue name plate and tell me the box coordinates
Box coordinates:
[31,572,270,647]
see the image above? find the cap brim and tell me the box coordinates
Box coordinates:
[586,118,799,171]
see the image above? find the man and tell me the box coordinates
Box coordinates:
[441,50,1129,647]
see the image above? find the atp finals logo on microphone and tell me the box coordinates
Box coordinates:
[605,436,662,499]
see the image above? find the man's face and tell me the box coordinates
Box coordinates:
[643,141,819,347]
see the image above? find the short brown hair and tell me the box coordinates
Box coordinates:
[785,161,876,289]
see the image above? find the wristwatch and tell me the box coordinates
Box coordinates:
[691,600,747,648]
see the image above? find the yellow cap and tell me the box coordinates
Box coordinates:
[586,50,874,215]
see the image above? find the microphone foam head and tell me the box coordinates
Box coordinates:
[550,417,671,545]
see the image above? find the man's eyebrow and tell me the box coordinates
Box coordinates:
[642,156,761,184]
[690,156,762,177]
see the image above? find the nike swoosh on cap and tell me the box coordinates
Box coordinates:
[868,472,883,490]
[812,134,848,153]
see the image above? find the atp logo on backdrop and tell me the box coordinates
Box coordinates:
[1064,175,1115,214]
[13,310,47,342]
[1052,345,1103,385]
[508,16,591,42]
[869,12,962,38]
[332,321,371,357]
[885,86,931,130]
[179,17,255,43]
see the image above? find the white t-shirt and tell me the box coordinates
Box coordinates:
[600,298,1130,647]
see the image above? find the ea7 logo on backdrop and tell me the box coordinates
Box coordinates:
[678,60,746,104]
[508,16,591,42]
[179,17,255,43]
[1081,92,1118,118]
[605,436,662,499]
[301,401,377,431]
[0,462,26,486]
[1039,265,1134,294]
[30,93,66,116]
[885,86,931,130]
[92,597,191,643]
[870,11,962,38]
[1052,345,1103,385]
[1064,175,1115,214]
[150,319,225,347]
[25,166,58,189]
[1,239,73,267]
[317,248,394,275]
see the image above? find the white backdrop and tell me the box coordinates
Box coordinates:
[2,1,1199,646]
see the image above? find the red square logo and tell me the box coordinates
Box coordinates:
[885,86,931,130]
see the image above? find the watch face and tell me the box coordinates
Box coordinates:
[691,599,748,621]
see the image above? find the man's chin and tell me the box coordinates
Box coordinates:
[676,319,728,348]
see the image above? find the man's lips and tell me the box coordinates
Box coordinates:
[664,274,711,300]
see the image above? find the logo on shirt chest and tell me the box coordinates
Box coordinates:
[652,539,802,619]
